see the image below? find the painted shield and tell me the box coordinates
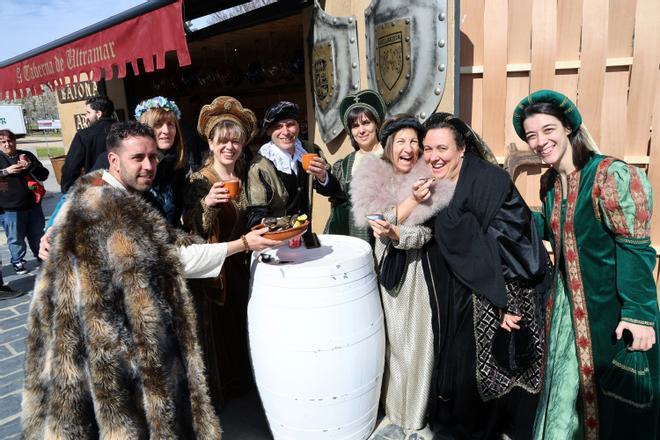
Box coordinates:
[311,1,360,143]
[312,41,334,113]
[375,19,411,105]
[366,0,449,122]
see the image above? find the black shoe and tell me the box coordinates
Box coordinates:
[0,284,26,300]
[12,262,28,275]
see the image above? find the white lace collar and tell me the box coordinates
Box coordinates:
[257,140,306,175]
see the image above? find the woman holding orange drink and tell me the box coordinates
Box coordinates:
[183,96,261,411]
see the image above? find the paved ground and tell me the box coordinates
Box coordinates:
[0,137,274,439]
[0,137,61,439]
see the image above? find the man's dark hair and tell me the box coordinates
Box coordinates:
[0,129,16,141]
[86,96,115,117]
[106,121,155,152]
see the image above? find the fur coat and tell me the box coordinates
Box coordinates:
[350,154,456,227]
[22,171,222,439]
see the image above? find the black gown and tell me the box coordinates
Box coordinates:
[422,153,550,439]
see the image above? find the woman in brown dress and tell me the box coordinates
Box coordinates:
[183,96,257,412]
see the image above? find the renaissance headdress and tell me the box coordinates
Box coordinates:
[197,96,257,142]
[339,89,387,132]
[513,89,600,153]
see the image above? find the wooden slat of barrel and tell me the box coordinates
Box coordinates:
[599,1,635,157]
[505,75,531,150]
[607,0,636,57]
[555,0,582,118]
[460,0,485,131]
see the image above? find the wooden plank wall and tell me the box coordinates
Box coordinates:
[458,0,660,281]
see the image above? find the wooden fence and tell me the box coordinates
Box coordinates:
[457,0,660,282]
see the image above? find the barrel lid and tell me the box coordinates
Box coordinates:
[253,234,374,280]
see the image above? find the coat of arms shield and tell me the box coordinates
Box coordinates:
[310,2,360,143]
[366,0,449,122]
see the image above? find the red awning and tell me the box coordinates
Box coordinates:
[0,0,191,99]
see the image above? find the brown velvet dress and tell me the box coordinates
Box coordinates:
[183,165,252,413]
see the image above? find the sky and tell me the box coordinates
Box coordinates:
[0,0,147,62]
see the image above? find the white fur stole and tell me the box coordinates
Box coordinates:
[349,154,456,227]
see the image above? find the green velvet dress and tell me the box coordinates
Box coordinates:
[533,155,659,440]
[323,151,373,243]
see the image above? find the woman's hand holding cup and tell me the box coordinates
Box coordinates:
[204,181,231,207]
[368,218,400,241]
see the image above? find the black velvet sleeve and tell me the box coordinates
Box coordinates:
[487,185,549,286]
[314,171,344,199]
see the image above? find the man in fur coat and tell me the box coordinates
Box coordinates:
[22,122,278,439]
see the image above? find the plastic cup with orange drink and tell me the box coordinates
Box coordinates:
[224,179,240,199]
[301,153,319,172]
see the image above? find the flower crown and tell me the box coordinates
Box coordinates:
[134,96,181,120]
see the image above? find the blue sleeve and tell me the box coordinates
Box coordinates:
[46,194,67,229]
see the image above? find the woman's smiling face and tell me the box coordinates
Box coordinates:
[522,112,572,168]
[423,127,465,181]
[350,112,378,151]
[209,128,243,167]
[390,128,420,173]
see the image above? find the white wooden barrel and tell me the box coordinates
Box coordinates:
[248,234,385,440]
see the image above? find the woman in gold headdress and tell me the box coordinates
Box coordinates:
[183,96,259,411]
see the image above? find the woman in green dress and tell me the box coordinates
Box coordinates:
[323,89,386,242]
[514,89,659,440]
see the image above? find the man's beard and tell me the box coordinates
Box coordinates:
[119,166,153,192]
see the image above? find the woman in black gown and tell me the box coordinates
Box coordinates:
[419,113,550,439]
